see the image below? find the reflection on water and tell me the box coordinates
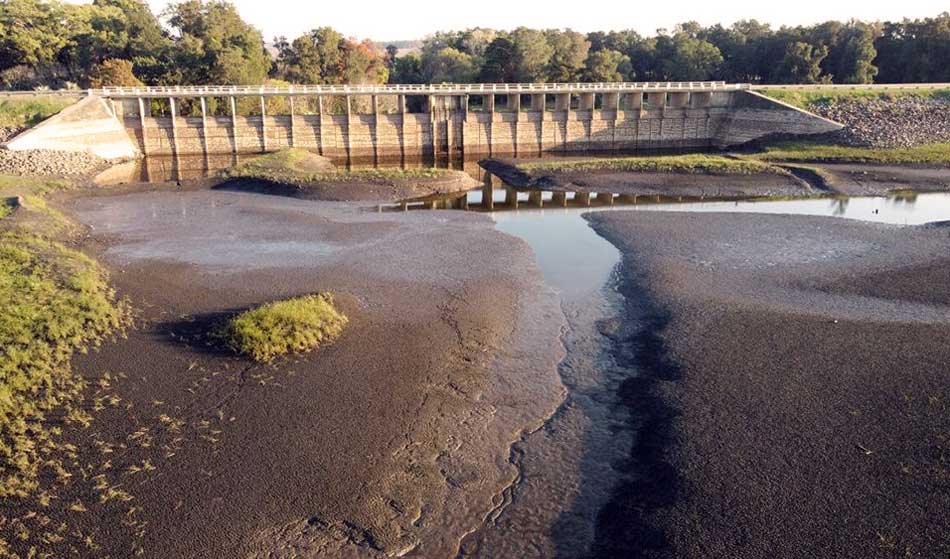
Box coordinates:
[391,188,950,227]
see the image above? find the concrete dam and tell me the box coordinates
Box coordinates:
[3,82,843,161]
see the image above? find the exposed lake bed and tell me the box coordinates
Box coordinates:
[17,162,950,557]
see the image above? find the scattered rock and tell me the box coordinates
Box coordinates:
[0,148,108,177]
[811,95,950,148]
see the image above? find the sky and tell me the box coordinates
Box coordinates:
[120,0,950,42]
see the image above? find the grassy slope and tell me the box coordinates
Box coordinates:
[0,95,78,131]
[217,294,347,363]
[226,148,451,184]
[519,154,783,175]
[751,141,950,165]
[761,87,950,110]
[0,174,129,507]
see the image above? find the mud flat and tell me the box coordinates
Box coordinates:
[587,211,950,558]
[481,157,813,198]
[816,163,950,195]
[51,189,565,558]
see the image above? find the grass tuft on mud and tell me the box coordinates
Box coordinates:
[0,232,130,498]
[226,148,450,184]
[519,154,781,175]
[751,141,950,165]
[217,294,347,363]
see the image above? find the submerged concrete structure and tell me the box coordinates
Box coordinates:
[4,83,843,160]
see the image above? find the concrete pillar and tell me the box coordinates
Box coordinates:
[428,95,437,157]
[624,92,643,110]
[578,93,594,111]
[554,93,570,111]
[505,187,519,208]
[168,97,179,156]
[259,96,268,152]
[371,95,379,163]
[528,190,543,208]
[509,94,521,114]
[288,96,296,147]
[599,192,614,205]
[482,180,494,211]
[551,191,567,207]
[531,94,545,113]
[691,92,712,108]
[229,96,238,154]
[483,94,495,113]
[199,97,209,156]
[646,92,666,109]
[398,95,407,161]
[669,92,689,108]
[345,95,352,158]
[137,97,148,155]
[317,96,326,156]
[576,191,591,206]
[603,92,620,111]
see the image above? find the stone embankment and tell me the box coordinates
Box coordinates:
[810,95,950,148]
[0,148,107,177]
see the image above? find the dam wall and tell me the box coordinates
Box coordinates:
[6,83,844,161]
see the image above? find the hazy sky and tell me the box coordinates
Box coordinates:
[132,0,947,42]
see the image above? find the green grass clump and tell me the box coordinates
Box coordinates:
[226,148,451,184]
[0,95,77,131]
[0,231,130,498]
[762,88,950,110]
[751,141,950,165]
[519,154,781,175]
[217,294,347,363]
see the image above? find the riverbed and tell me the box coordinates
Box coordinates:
[56,181,950,557]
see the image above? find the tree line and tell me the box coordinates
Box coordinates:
[1,0,949,90]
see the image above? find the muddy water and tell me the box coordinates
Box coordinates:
[453,189,950,557]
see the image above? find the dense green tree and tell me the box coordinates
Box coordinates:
[389,52,423,84]
[421,47,476,83]
[509,27,553,82]
[583,49,630,82]
[87,57,144,87]
[654,27,723,80]
[479,37,518,82]
[777,41,829,83]
[546,29,589,82]
[164,0,270,84]
[0,0,84,71]
[342,38,388,84]
[276,27,345,84]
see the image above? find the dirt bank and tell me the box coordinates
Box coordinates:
[587,211,950,558]
[813,163,950,196]
[11,189,565,558]
[215,170,478,202]
[482,157,814,197]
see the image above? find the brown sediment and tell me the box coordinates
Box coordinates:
[213,169,478,203]
[809,163,950,196]
[481,157,813,198]
[586,211,950,558]
[10,189,565,558]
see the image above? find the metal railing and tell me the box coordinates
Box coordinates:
[89,81,736,98]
